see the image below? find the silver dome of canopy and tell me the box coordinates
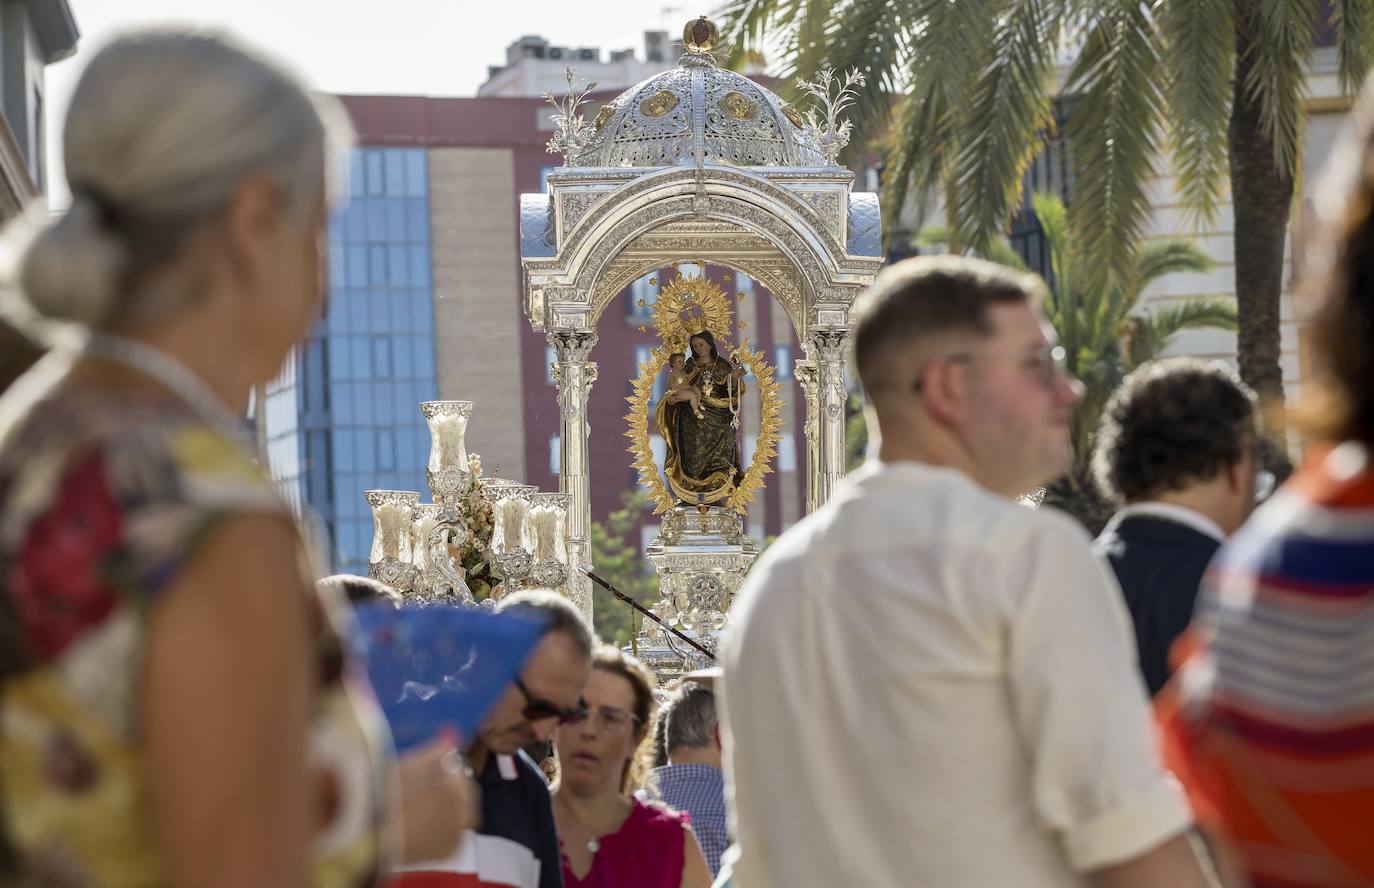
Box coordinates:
[572,49,829,169]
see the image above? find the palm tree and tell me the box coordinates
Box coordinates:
[723,0,1374,425]
[921,192,1237,529]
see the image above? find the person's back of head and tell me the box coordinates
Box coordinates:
[317,573,403,609]
[4,28,351,336]
[1302,85,1374,450]
[663,683,720,767]
[1092,358,1259,534]
[850,255,1079,496]
[496,589,595,660]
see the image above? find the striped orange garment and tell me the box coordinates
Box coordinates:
[1160,444,1374,888]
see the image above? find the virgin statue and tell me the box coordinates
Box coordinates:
[656,330,748,505]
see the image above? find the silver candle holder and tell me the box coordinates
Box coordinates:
[479,480,537,594]
[422,400,475,506]
[527,492,571,590]
[365,489,420,594]
[363,403,573,608]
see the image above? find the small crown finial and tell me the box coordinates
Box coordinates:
[683,15,718,53]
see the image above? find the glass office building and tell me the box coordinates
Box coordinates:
[266,147,437,575]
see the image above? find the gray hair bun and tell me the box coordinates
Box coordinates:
[17,192,129,326]
[2,28,352,332]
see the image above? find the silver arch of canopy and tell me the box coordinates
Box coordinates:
[518,25,883,622]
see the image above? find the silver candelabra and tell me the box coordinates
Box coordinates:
[365,401,572,606]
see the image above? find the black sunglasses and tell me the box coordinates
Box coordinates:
[515,677,588,725]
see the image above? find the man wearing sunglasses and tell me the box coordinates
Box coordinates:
[390,590,592,888]
[718,257,1213,888]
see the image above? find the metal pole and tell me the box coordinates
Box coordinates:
[583,569,715,661]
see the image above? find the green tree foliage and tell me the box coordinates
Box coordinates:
[589,488,661,647]
[723,0,1374,429]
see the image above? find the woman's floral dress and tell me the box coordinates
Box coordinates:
[0,358,389,887]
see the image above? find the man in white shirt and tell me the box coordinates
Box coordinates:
[718,257,1213,887]
[1091,358,1261,696]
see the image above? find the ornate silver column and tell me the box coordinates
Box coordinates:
[794,359,821,515]
[808,329,849,508]
[548,329,598,621]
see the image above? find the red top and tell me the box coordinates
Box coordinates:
[561,800,689,888]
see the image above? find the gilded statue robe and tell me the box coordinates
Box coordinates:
[655,356,744,505]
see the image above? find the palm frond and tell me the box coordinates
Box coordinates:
[1029,191,1075,358]
[913,225,950,247]
[791,0,909,143]
[1064,0,1165,288]
[1030,191,1074,294]
[908,225,1029,272]
[953,0,1062,257]
[881,91,953,235]
[878,0,1000,234]
[1245,0,1318,177]
[725,0,915,153]
[1131,239,1213,292]
[1092,239,1205,348]
[982,239,1032,272]
[1332,0,1374,96]
[719,0,805,50]
[1125,297,1238,368]
[1161,0,1233,227]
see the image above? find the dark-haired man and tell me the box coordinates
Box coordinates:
[1091,358,1260,697]
[720,257,1213,888]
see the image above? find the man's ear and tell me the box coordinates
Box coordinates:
[919,358,968,427]
[712,723,722,751]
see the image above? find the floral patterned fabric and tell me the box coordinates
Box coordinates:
[0,357,388,887]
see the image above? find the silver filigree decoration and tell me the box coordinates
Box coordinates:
[687,573,726,610]
[544,67,599,164]
[795,66,866,165]
[491,549,534,586]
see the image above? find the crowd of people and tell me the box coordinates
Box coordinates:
[0,23,1371,888]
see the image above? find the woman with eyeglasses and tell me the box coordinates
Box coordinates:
[552,647,712,888]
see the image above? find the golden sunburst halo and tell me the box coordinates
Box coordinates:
[652,273,733,352]
[625,274,785,516]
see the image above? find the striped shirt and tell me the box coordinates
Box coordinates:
[1162,442,1374,887]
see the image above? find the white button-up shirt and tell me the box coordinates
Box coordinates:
[719,461,1191,887]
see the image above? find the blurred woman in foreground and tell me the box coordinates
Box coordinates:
[1161,84,1374,887]
[0,30,469,887]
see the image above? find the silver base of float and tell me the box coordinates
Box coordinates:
[630,505,759,680]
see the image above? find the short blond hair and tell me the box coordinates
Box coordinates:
[851,256,1044,394]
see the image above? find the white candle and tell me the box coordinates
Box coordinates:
[529,507,558,562]
[498,498,528,553]
[373,504,412,561]
[412,510,440,570]
[549,508,567,564]
[427,413,469,472]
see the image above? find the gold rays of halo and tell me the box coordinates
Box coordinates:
[624,273,784,516]
[652,272,733,349]
[723,341,783,514]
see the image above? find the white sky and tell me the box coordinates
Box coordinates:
[45,0,699,205]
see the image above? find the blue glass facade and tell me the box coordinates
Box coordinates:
[268,147,437,575]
